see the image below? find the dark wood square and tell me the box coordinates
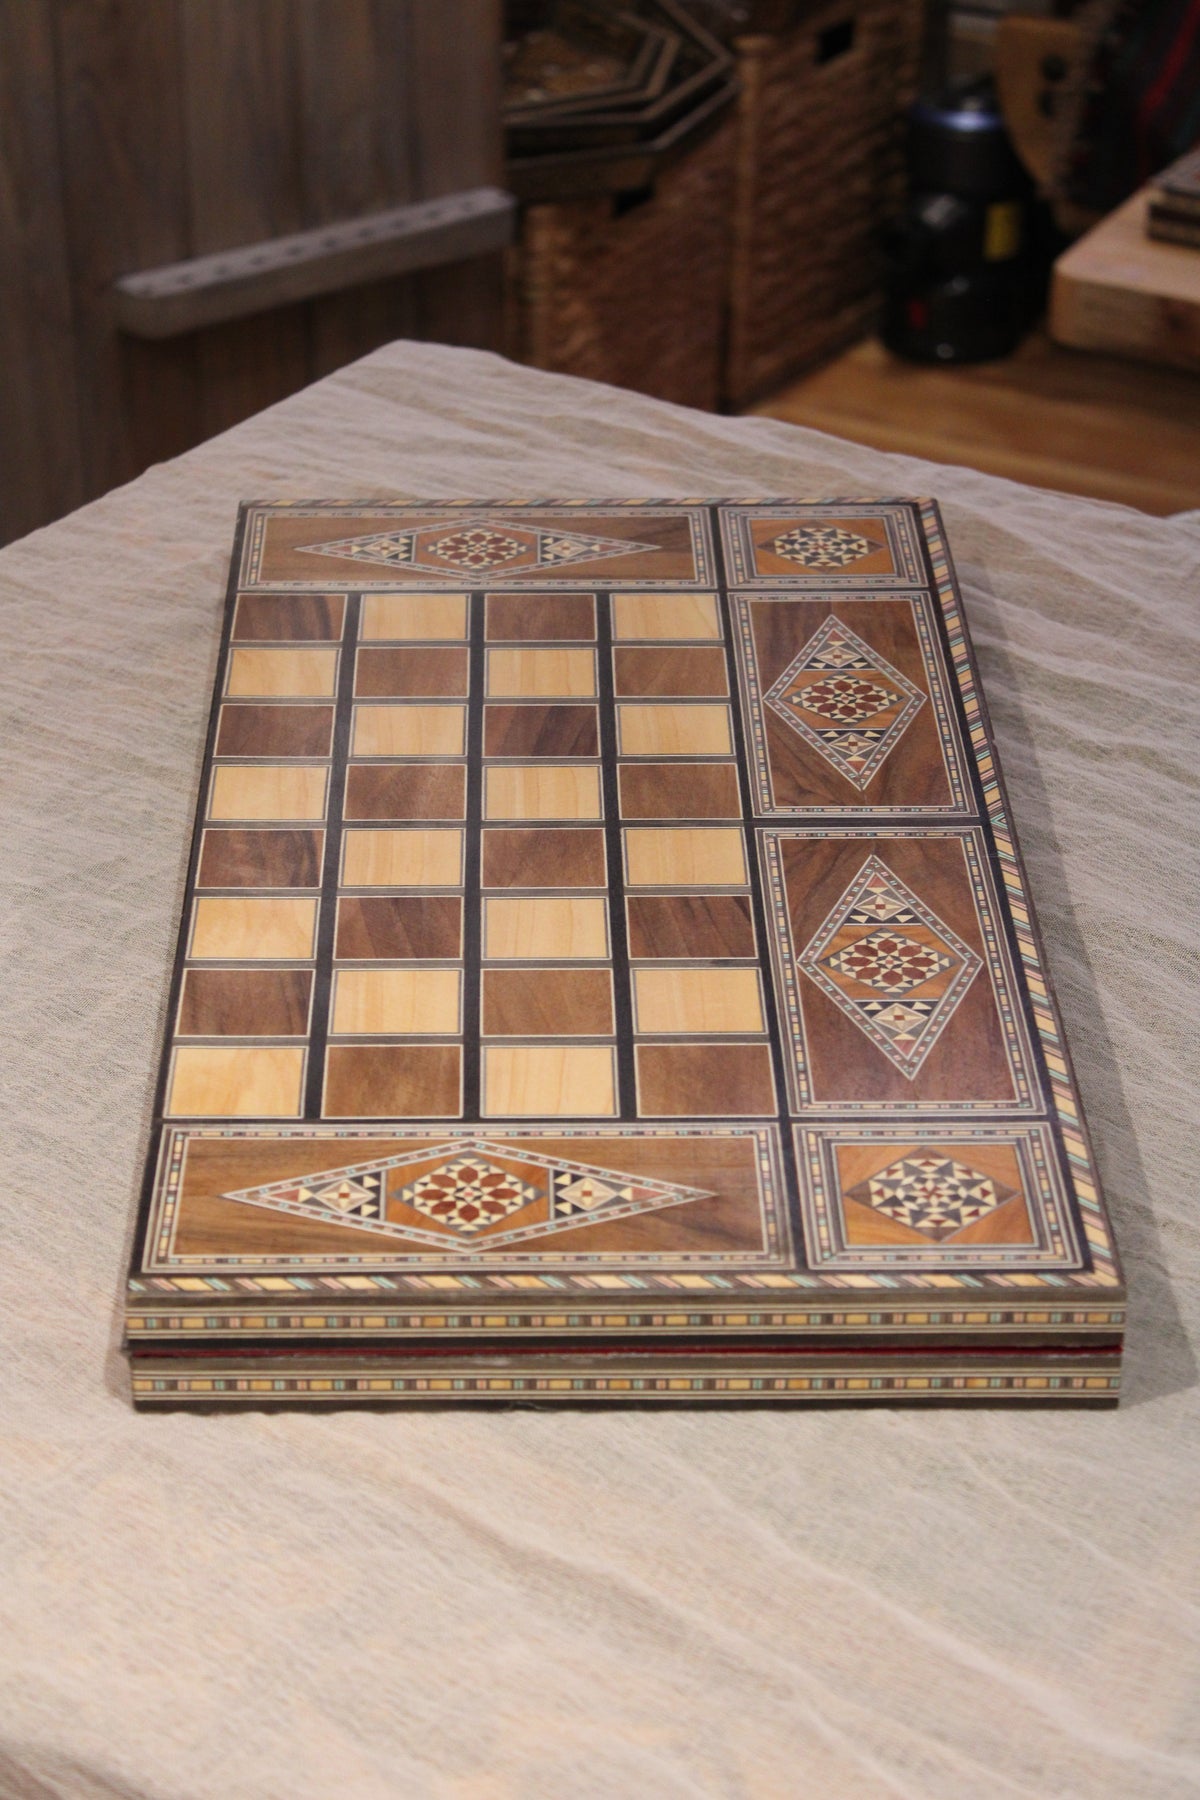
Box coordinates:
[335,895,463,960]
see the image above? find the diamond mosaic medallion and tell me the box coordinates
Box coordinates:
[295,517,658,578]
[846,1154,1018,1241]
[764,616,925,789]
[799,856,982,1076]
[220,1140,712,1254]
[768,525,883,569]
[402,1157,542,1234]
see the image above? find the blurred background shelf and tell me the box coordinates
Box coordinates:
[749,327,1200,516]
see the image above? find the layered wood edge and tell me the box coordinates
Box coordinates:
[125,500,1124,1409]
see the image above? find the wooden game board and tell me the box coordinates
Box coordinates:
[125,501,1124,1406]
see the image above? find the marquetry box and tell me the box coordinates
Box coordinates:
[125,500,1124,1408]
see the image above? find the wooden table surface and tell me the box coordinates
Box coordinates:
[752,328,1200,517]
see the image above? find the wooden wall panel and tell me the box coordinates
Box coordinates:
[0,0,503,544]
[179,0,312,438]
[0,1,84,541]
[296,0,419,380]
[409,0,506,351]
[52,0,201,502]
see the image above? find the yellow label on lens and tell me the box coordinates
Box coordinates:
[985,201,1021,261]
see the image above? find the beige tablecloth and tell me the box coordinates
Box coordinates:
[3,342,1198,1799]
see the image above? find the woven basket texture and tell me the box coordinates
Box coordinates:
[508,119,735,411]
[726,0,925,406]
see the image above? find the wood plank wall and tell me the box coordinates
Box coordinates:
[0,0,503,545]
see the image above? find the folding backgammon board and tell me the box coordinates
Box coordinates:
[125,501,1124,1407]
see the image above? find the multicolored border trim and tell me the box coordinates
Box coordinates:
[126,1302,1126,1339]
[131,1359,1122,1404]
[240,500,716,591]
[918,500,1122,1290]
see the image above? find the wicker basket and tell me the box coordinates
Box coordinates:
[508,116,735,409]
[725,0,925,407]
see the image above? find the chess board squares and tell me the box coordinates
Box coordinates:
[350,704,466,758]
[189,896,318,961]
[626,894,756,960]
[482,1045,617,1117]
[176,968,313,1037]
[481,828,606,889]
[208,764,328,822]
[485,647,597,698]
[483,896,610,960]
[225,647,339,698]
[330,968,461,1036]
[485,593,597,640]
[611,593,721,641]
[335,896,463,960]
[483,704,599,758]
[360,593,469,641]
[481,967,615,1037]
[323,1045,462,1118]
[623,827,748,889]
[635,1043,776,1116]
[197,829,323,889]
[632,967,766,1034]
[616,704,733,758]
[613,647,729,697]
[166,1044,306,1117]
[617,762,742,820]
[484,764,603,821]
[215,704,334,758]
[232,593,345,641]
[354,647,469,697]
[340,828,464,888]
[344,764,466,821]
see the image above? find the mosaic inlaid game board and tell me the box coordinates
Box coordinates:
[125,502,1124,1406]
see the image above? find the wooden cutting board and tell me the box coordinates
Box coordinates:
[124,501,1124,1407]
[1051,188,1200,370]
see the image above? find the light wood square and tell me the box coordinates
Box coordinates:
[341,828,464,888]
[623,827,748,888]
[485,647,597,697]
[611,593,721,640]
[166,1045,305,1118]
[617,703,733,757]
[351,703,466,757]
[330,968,461,1036]
[484,896,609,960]
[483,1045,616,1117]
[226,647,338,697]
[208,764,328,822]
[189,895,318,960]
[360,593,469,640]
[633,967,765,1034]
[484,764,603,821]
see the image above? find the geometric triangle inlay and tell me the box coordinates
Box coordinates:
[764,615,925,789]
[294,516,659,578]
[845,1153,1019,1240]
[221,1138,712,1254]
[798,855,982,1076]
